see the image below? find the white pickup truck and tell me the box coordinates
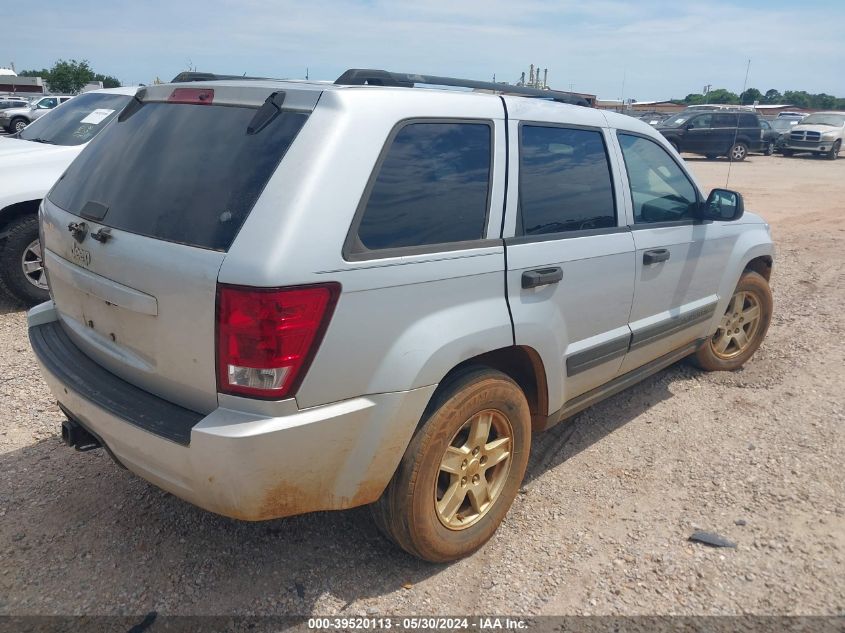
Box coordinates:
[782,111,845,160]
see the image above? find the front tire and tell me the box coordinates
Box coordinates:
[763,142,774,156]
[826,140,841,160]
[729,142,748,162]
[0,215,50,305]
[692,271,772,372]
[781,149,793,157]
[371,367,531,562]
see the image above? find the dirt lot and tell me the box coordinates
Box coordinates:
[1,154,843,617]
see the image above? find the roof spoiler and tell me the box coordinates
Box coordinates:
[170,71,272,83]
[334,69,592,107]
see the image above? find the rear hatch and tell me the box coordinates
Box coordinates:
[42,82,317,413]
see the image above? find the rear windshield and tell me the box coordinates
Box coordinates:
[48,101,308,251]
[20,92,133,146]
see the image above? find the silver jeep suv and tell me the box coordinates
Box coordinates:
[29,70,774,562]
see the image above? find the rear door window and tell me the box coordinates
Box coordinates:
[48,101,308,251]
[739,113,760,127]
[348,121,492,256]
[517,125,616,236]
[713,113,738,128]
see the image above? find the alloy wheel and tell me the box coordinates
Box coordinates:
[710,290,762,359]
[731,144,747,161]
[435,409,513,530]
[21,239,47,290]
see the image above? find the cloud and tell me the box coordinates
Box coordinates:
[4,0,844,98]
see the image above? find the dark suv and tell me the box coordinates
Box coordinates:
[657,110,765,161]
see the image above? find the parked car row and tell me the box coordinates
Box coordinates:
[0,95,75,134]
[4,70,777,562]
[639,107,843,162]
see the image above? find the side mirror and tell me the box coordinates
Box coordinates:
[700,188,744,221]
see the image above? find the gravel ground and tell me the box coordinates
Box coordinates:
[0,154,843,617]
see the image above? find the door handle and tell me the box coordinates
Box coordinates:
[643,249,670,265]
[522,266,563,289]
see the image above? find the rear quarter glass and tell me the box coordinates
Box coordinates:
[48,102,309,251]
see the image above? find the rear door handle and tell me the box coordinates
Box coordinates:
[643,249,670,265]
[522,266,563,289]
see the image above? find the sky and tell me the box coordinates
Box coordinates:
[5,0,844,100]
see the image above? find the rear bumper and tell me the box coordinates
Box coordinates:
[29,302,435,520]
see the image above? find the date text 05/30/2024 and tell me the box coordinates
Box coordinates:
[307,617,528,630]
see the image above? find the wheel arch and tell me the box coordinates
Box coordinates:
[743,255,773,282]
[0,199,41,237]
[706,237,774,339]
[430,345,550,433]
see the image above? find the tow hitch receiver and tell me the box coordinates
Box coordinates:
[61,418,101,452]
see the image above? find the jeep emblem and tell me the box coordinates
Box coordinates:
[70,242,91,268]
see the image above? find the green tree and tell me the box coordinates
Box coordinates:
[704,88,740,104]
[93,73,121,88]
[811,93,836,109]
[18,61,121,91]
[763,89,782,104]
[45,59,95,93]
[683,93,706,105]
[783,90,811,108]
[18,68,49,78]
[740,88,763,104]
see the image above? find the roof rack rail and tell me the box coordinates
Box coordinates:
[170,71,272,83]
[334,69,591,107]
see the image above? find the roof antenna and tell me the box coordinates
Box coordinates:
[726,58,751,188]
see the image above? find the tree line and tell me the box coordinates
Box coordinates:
[18,60,121,95]
[677,87,844,110]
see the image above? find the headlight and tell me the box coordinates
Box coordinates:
[822,131,838,139]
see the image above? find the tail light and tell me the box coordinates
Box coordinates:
[216,283,340,400]
[168,88,214,105]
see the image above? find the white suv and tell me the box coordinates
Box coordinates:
[0,87,137,304]
[29,71,774,561]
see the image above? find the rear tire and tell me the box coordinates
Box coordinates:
[729,142,748,162]
[705,154,718,160]
[692,271,772,372]
[763,142,774,156]
[781,149,793,157]
[10,117,28,134]
[371,367,531,562]
[0,215,50,305]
